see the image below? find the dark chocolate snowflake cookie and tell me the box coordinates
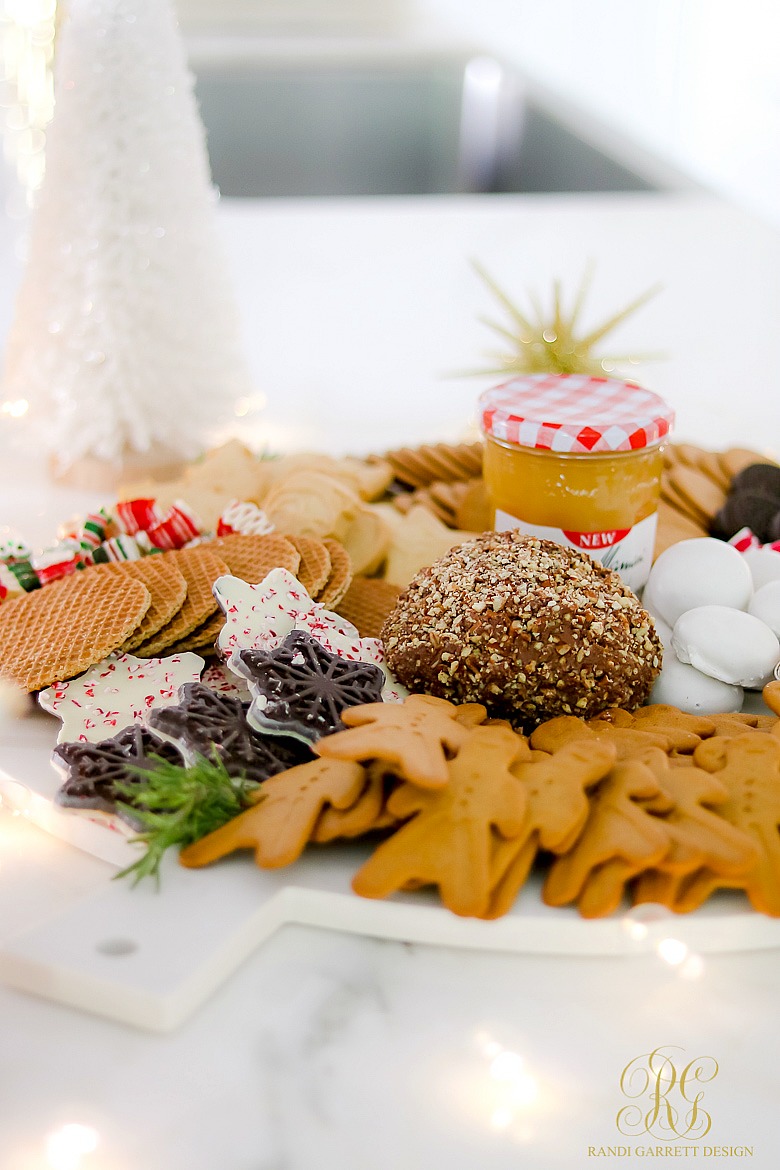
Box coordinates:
[148,682,311,782]
[53,724,183,827]
[235,630,385,743]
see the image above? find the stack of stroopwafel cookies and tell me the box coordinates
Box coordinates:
[0,533,355,692]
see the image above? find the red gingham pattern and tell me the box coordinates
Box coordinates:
[479,373,674,453]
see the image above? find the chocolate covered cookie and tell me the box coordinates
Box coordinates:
[148,682,312,782]
[53,724,183,827]
[709,460,780,542]
[236,630,386,743]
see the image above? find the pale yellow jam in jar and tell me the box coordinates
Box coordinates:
[479,374,674,592]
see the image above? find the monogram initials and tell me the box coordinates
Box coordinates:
[616,1046,719,1140]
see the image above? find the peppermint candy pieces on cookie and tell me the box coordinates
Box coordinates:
[213,569,407,702]
[39,651,205,743]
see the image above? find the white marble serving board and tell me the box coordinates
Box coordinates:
[1,706,780,1034]
[0,707,139,867]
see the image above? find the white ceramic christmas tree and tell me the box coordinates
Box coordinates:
[2,0,252,487]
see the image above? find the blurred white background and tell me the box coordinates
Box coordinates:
[0,0,777,477]
[2,1,778,222]
[170,0,780,226]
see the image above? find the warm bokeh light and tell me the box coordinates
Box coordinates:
[1,397,28,416]
[620,901,672,945]
[234,392,268,417]
[656,936,689,966]
[45,1123,99,1170]
[462,1029,543,1138]
[0,0,57,207]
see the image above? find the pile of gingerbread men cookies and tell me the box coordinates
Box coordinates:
[180,685,780,920]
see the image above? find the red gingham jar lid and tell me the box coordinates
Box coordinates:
[479,373,674,454]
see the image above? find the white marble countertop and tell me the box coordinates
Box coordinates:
[1,191,779,1169]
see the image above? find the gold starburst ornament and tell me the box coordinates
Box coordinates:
[472,261,662,379]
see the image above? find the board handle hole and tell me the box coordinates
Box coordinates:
[96,937,138,957]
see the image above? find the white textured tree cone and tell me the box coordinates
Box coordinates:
[3,0,253,474]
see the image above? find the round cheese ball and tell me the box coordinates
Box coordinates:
[381,532,663,728]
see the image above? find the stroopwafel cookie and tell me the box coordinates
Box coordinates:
[286,534,331,597]
[134,547,228,658]
[317,539,353,608]
[210,533,301,583]
[335,576,402,639]
[106,557,188,653]
[0,570,151,692]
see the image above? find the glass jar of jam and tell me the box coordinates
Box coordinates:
[479,373,674,592]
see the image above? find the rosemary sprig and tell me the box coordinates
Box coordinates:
[114,754,261,886]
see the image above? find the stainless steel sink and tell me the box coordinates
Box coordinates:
[188,45,682,198]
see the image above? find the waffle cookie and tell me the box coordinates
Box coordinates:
[0,569,151,692]
[210,533,301,584]
[110,557,188,652]
[286,534,332,597]
[335,576,402,639]
[134,546,228,658]
[318,539,353,608]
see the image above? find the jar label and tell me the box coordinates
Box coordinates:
[494,510,658,593]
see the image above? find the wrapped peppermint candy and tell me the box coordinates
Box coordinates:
[58,508,112,559]
[79,509,112,552]
[115,498,160,536]
[0,534,40,592]
[32,538,87,585]
[217,499,275,538]
[91,533,144,563]
[0,562,24,601]
[146,500,202,550]
[729,527,780,554]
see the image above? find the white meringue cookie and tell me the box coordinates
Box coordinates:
[748,580,780,639]
[742,546,780,591]
[649,653,743,714]
[642,538,753,627]
[672,605,780,689]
